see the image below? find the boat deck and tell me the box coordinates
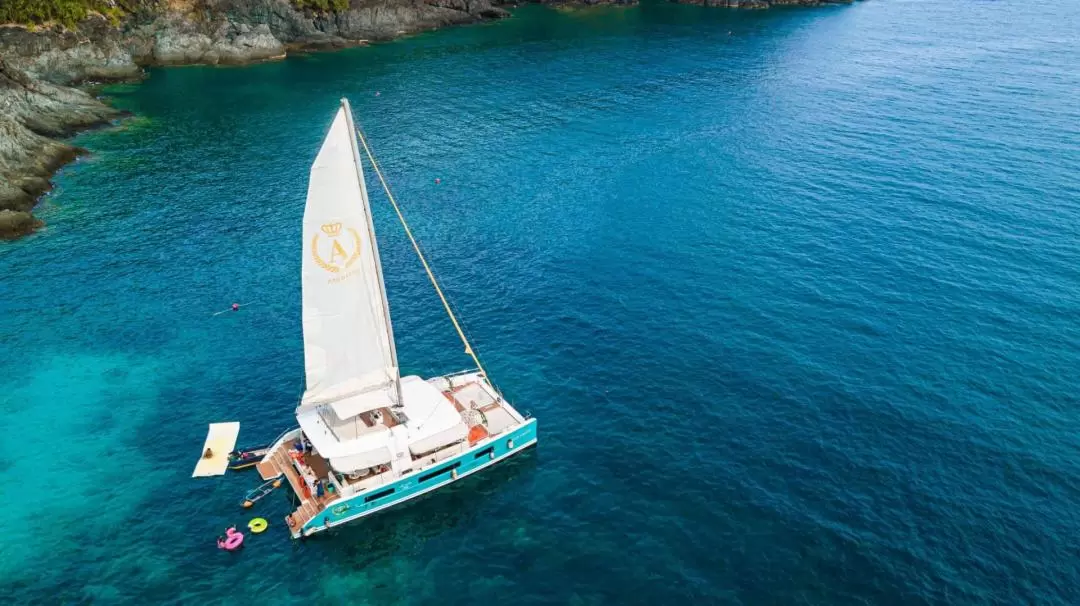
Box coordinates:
[318,406,401,442]
[442,381,521,436]
[257,373,529,537]
[256,440,341,532]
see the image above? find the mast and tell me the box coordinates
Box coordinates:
[341,98,404,411]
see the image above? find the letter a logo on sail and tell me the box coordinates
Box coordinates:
[311,222,362,274]
[328,239,349,264]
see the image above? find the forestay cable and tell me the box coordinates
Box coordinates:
[354,127,490,381]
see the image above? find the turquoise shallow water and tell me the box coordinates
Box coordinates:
[4,0,1080,603]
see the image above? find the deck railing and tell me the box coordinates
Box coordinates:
[267,426,300,452]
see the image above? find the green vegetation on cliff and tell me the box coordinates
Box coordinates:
[0,0,129,27]
[291,0,350,13]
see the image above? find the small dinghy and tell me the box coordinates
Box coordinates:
[228,445,270,470]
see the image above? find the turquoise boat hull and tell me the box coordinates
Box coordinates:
[299,419,537,537]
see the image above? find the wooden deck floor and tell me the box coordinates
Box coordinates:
[257,440,344,535]
[307,451,331,479]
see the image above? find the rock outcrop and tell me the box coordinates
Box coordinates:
[0,0,512,238]
[143,17,285,66]
[0,0,514,85]
[0,56,121,238]
[0,18,140,86]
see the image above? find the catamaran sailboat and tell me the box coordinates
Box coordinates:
[254,99,538,539]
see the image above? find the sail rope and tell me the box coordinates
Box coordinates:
[354,127,490,381]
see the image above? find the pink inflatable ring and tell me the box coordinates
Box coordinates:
[217,527,244,551]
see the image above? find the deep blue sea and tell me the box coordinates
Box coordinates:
[3,0,1080,603]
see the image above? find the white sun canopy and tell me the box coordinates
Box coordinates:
[400,376,469,453]
[299,100,400,418]
[329,447,394,473]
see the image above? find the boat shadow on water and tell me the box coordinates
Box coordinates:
[301,447,539,565]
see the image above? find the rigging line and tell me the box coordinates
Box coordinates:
[353,126,490,381]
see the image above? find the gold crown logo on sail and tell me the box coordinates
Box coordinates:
[311,223,362,275]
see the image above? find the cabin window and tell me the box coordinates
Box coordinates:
[474,447,495,459]
[364,488,395,503]
[418,462,461,483]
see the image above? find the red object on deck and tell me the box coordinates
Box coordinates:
[468,425,489,445]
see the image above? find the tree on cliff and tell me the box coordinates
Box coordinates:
[0,0,134,28]
[291,0,350,12]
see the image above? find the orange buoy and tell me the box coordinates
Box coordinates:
[468,424,488,444]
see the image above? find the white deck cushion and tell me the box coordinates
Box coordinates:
[330,447,393,473]
[408,422,469,456]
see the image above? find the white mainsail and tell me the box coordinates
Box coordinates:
[300,99,399,419]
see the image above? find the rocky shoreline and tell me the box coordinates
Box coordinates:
[0,0,521,239]
[0,0,849,240]
[0,55,122,238]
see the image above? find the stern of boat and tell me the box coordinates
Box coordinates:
[253,428,331,537]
